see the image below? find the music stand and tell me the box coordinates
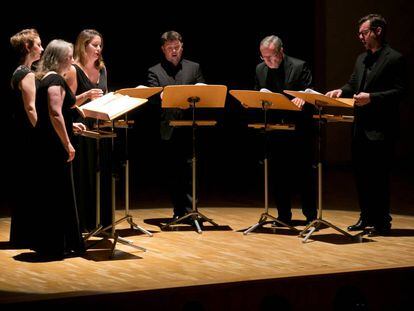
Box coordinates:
[111,86,163,237]
[161,84,227,233]
[229,90,299,234]
[80,125,115,240]
[81,92,148,254]
[284,90,356,242]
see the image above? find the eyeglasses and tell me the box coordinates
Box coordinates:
[357,28,373,37]
[260,51,281,61]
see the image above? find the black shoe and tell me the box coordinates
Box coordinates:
[172,213,196,226]
[367,226,391,237]
[347,218,370,231]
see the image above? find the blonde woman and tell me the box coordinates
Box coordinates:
[65,29,112,232]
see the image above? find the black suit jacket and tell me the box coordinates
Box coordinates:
[341,44,407,141]
[255,54,312,92]
[255,54,314,127]
[148,59,205,140]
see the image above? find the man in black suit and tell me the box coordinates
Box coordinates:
[148,30,205,219]
[326,14,407,236]
[255,35,317,225]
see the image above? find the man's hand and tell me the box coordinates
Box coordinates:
[353,92,371,106]
[325,89,342,98]
[292,97,305,109]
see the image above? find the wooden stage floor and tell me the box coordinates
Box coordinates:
[1,206,414,309]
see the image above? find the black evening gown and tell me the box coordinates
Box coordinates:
[71,64,113,232]
[33,73,85,256]
[9,65,37,248]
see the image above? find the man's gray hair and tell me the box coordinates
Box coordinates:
[260,35,283,52]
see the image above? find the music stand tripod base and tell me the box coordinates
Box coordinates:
[299,217,355,243]
[87,217,147,252]
[162,210,219,234]
[244,212,297,235]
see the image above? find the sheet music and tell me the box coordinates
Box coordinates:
[81,92,147,121]
[303,88,322,95]
[284,90,354,108]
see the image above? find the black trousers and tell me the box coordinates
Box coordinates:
[352,134,394,228]
[161,129,192,217]
[269,127,317,221]
[249,105,316,221]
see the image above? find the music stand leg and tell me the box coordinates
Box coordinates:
[111,173,116,236]
[102,213,151,243]
[110,232,119,258]
[84,126,148,255]
[109,231,146,259]
[128,217,153,236]
[196,211,218,226]
[104,126,152,243]
[243,214,267,235]
[192,155,196,212]
[82,137,103,242]
[82,137,106,243]
[298,107,358,243]
[83,225,103,241]
[300,218,356,243]
[162,98,219,233]
[85,214,148,253]
[122,159,153,237]
[244,156,297,235]
[193,218,202,234]
[244,212,297,235]
[96,171,100,227]
[162,208,219,233]
[116,236,147,251]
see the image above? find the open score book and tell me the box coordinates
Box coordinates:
[284,88,354,108]
[78,92,148,121]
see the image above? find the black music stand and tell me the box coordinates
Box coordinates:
[284,90,357,243]
[161,84,227,233]
[112,86,163,237]
[79,126,115,240]
[229,90,300,235]
[80,92,148,254]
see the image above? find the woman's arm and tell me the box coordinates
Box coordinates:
[47,85,75,162]
[19,72,37,127]
[65,65,103,108]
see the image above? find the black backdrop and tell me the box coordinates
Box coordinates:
[1,2,316,211]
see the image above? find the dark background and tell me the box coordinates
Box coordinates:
[1,1,413,213]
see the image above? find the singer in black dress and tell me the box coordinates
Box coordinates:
[66,29,112,232]
[9,29,43,248]
[34,39,85,257]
